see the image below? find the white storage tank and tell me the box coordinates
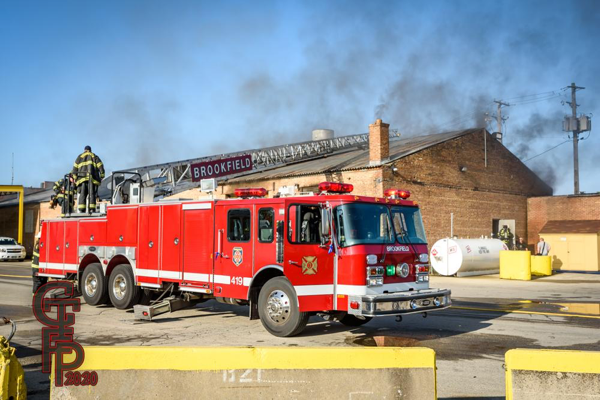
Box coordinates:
[430,238,508,277]
[312,129,334,141]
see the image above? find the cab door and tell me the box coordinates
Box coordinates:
[284,203,334,311]
[214,204,254,299]
[254,204,284,271]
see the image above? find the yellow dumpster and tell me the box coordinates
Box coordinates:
[500,250,531,281]
[531,255,552,276]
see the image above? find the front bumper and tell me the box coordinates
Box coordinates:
[0,253,26,260]
[348,288,451,317]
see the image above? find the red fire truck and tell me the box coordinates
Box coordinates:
[37,182,451,337]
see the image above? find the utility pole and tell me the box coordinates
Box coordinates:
[11,153,14,185]
[493,100,510,142]
[567,82,585,195]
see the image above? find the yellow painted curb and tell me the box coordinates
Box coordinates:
[505,349,600,400]
[506,348,600,374]
[65,346,436,371]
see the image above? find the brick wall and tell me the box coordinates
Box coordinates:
[369,119,389,165]
[527,194,600,243]
[386,131,550,245]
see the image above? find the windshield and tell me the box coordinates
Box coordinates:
[0,238,17,245]
[335,203,394,247]
[391,206,427,244]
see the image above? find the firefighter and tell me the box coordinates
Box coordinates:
[71,145,105,213]
[49,176,75,214]
[498,224,514,249]
[515,237,527,251]
[32,233,47,295]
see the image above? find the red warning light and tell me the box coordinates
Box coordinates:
[318,182,354,194]
[234,188,267,198]
[384,189,411,199]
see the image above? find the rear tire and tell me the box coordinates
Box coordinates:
[108,264,140,309]
[81,263,108,305]
[339,313,373,327]
[258,277,309,337]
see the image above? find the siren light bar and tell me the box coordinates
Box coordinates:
[318,182,354,194]
[384,189,411,199]
[234,188,268,198]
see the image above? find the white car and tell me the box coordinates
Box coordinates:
[0,237,26,261]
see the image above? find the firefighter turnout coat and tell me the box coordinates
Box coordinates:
[71,151,105,186]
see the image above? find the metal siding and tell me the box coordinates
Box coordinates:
[160,204,182,282]
[138,206,160,285]
[107,207,139,246]
[182,209,214,288]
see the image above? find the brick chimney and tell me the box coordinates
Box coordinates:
[369,119,390,166]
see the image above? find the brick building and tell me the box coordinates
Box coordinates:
[527,194,600,243]
[175,119,553,247]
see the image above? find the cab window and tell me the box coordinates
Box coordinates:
[228,209,251,242]
[258,208,274,243]
[288,204,322,244]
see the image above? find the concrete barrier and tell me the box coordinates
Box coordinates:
[506,349,600,400]
[500,250,531,281]
[52,346,438,399]
[531,255,552,276]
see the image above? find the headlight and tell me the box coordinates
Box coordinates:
[419,253,429,263]
[396,263,410,278]
[366,254,377,265]
[0,248,6,253]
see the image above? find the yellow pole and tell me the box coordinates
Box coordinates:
[0,185,24,244]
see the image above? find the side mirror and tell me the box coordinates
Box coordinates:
[320,207,331,238]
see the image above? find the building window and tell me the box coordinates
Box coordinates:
[288,204,322,244]
[227,209,251,242]
[258,208,274,243]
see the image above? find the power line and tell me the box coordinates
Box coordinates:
[504,89,562,101]
[523,140,570,162]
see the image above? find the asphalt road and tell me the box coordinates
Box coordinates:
[1,260,599,399]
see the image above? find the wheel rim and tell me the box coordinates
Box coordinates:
[265,290,291,325]
[85,272,98,297]
[112,273,127,301]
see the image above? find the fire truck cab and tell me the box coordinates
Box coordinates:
[37,182,451,337]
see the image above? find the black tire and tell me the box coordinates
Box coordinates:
[339,313,373,327]
[108,264,140,309]
[258,277,309,337]
[81,263,108,305]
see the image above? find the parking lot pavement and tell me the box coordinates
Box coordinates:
[1,262,599,399]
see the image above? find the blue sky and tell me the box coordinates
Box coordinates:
[1,0,598,194]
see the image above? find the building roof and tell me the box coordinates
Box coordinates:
[225,128,478,183]
[0,188,54,208]
[540,220,600,234]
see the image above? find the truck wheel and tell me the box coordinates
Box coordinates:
[258,277,309,337]
[81,263,108,305]
[108,264,140,309]
[339,313,373,327]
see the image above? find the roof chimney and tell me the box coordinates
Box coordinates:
[369,119,390,166]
